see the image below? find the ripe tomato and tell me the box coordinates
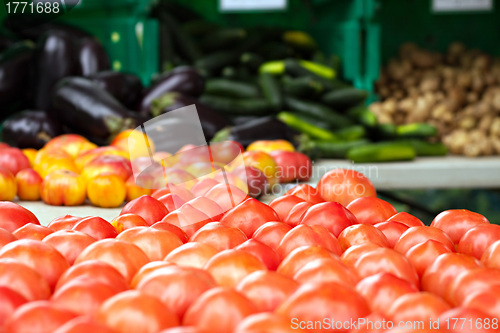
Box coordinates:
[204,249,267,287]
[0,147,31,175]
[317,168,376,206]
[42,230,96,265]
[300,202,358,237]
[242,150,279,187]
[183,287,258,333]
[277,245,338,278]
[121,195,169,225]
[276,224,342,259]
[56,260,128,292]
[338,223,389,250]
[189,222,248,252]
[236,270,299,312]
[234,313,305,333]
[285,184,324,204]
[457,224,500,259]
[394,226,455,254]
[72,216,118,240]
[158,327,205,333]
[447,267,500,306]
[0,202,40,232]
[431,209,490,244]
[236,239,280,270]
[269,151,312,183]
[87,174,127,208]
[82,155,132,182]
[203,183,248,212]
[373,221,409,248]
[190,178,219,197]
[293,257,359,287]
[252,222,292,251]
[75,239,149,284]
[462,285,500,319]
[157,193,186,212]
[0,239,69,290]
[346,197,398,225]
[0,166,16,201]
[116,227,183,261]
[276,282,369,333]
[481,239,500,269]
[348,312,388,333]
[220,198,280,238]
[47,215,83,232]
[161,204,212,237]
[97,290,179,333]
[0,259,51,301]
[15,168,42,201]
[125,175,152,201]
[186,197,224,222]
[41,169,87,206]
[44,134,96,158]
[165,242,219,269]
[422,253,481,302]
[387,211,425,227]
[13,223,53,241]
[355,272,419,314]
[111,214,149,233]
[340,242,382,268]
[130,261,174,288]
[150,221,189,243]
[386,292,452,324]
[53,316,116,333]
[34,149,78,178]
[354,247,419,287]
[268,195,305,222]
[137,265,217,320]
[0,228,16,248]
[405,239,453,277]
[439,307,499,333]
[283,201,313,227]
[0,286,26,326]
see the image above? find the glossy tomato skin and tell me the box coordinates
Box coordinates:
[252,222,292,251]
[130,261,174,288]
[481,239,500,268]
[405,239,453,277]
[0,147,31,175]
[151,222,189,243]
[15,168,43,201]
[340,242,382,268]
[189,222,247,252]
[236,239,280,270]
[234,312,306,333]
[457,224,500,259]
[447,267,500,306]
[186,197,224,222]
[42,230,96,265]
[346,197,398,225]
[204,183,248,212]
[431,209,490,244]
[269,151,312,183]
[386,292,451,323]
[387,211,425,227]
[317,168,376,206]
[394,226,455,254]
[268,195,305,221]
[111,214,149,233]
[300,202,358,237]
[373,221,409,248]
[87,174,127,208]
[0,228,16,248]
[161,204,212,238]
[120,195,169,225]
[338,224,389,251]
[12,223,53,241]
[40,169,87,206]
[277,245,338,278]
[53,316,116,333]
[283,202,313,227]
[293,257,359,287]
[439,307,499,333]
[47,215,83,232]
[285,184,324,204]
[190,178,219,197]
[0,286,27,326]
[165,242,219,269]
[72,216,118,240]
[0,202,40,232]
[0,259,51,301]
[0,166,17,201]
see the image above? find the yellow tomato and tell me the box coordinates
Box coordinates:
[15,168,42,201]
[246,140,295,153]
[0,167,16,201]
[111,129,156,159]
[125,176,151,202]
[87,174,126,208]
[242,151,279,188]
[21,148,38,167]
[40,169,87,206]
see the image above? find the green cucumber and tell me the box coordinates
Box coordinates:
[277,112,338,141]
[199,95,271,115]
[395,139,448,156]
[283,58,335,90]
[284,96,354,129]
[259,60,285,75]
[347,142,416,163]
[205,79,260,98]
[258,72,282,109]
[282,76,324,97]
[200,28,247,52]
[335,125,366,141]
[322,87,368,110]
[195,51,240,75]
[283,31,317,51]
[347,106,378,127]
[298,136,369,159]
[240,52,264,70]
[396,123,438,138]
[374,123,398,139]
[299,60,335,79]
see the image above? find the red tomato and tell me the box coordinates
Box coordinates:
[120,195,169,225]
[220,198,280,238]
[190,178,219,197]
[130,261,174,288]
[75,239,149,284]
[354,247,419,287]
[340,242,382,268]
[431,209,490,244]
[97,290,179,333]
[53,317,116,333]
[15,168,43,201]
[183,287,257,333]
[204,249,267,287]
[150,221,189,243]
[151,187,171,199]
[0,147,31,175]
[236,270,298,312]
[186,197,224,222]
[293,257,359,286]
[283,201,313,227]
[373,221,409,248]
[447,267,500,306]
[422,253,481,302]
[386,292,451,323]
[285,184,324,204]
[0,286,26,326]
[137,265,217,320]
[43,230,96,265]
[158,193,186,213]
[387,211,425,227]
[252,222,292,251]
[394,226,455,254]
[268,195,305,221]
[355,272,419,314]
[439,307,499,333]
[405,239,453,277]
[234,312,305,333]
[457,224,500,259]
[0,239,69,290]
[277,245,338,278]
[277,224,342,259]
[348,312,388,333]
[165,242,219,269]
[300,202,358,237]
[189,222,247,252]
[269,151,312,183]
[111,214,149,233]
[236,239,280,270]
[276,282,369,333]
[0,202,40,232]
[47,215,83,232]
[203,183,249,212]
[338,224,389,250]
[317,168,376,206]
[116,227,183,261]
[462,286,500,319]
[56,260,128,292]
[0,259,51,301]
[12,223,53,241]
[0,228,16,248]
[481,239,500,268]
[72,216,118,240]
[161,204,212,238]
[5,300,77,333]
[346,197,398,225]
[158,328,206,333]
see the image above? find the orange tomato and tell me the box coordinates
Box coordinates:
[0,167,16,201]
[164,242,219,269]
[21,149,37,167]
[242,151,278,188]
[15,169,42,201]
[111,129,156,159]
[34,150,78,178]
[111,214,149,233]
[246,140,295,153]
[125,176,151,201]
[87,174,126,208]
[40,170,87,206]
[44,134,96,158]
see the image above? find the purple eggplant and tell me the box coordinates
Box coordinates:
[78,38,110,76]
[88,71,143,110]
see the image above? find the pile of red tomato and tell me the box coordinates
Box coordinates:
[0,168,499,333]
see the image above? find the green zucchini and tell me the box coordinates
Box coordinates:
[394,139,448,156]
[322,87,368,110]
[283,31,317,51]
[298,136,369,159]
[335,125,367,141]
[200,28,247,52]
[199,94,271,115]
[205,79,260,98]
[374,123,398,139]
[195,51,240,75]
[347,106,378,128]
[347,142,416,163]
[258,72,282,109]
[282,76,323,97]
[283,58,335,90]
[396,123,438,138]
[277,112,338,141]
[240,52,264,70]
[299,60,335,80]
